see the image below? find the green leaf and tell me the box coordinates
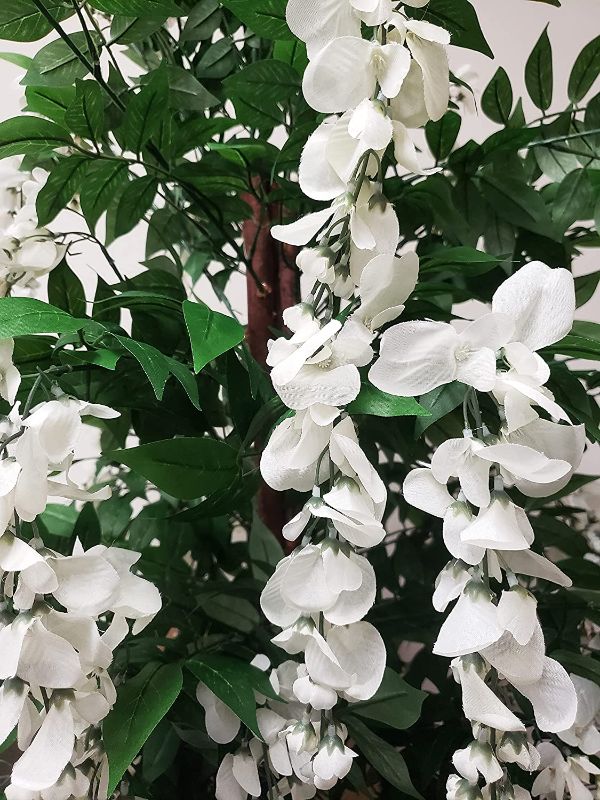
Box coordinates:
[550,320,600,360]
[108,437,238,500]
[109,15,167,44]
[220,0,292,40]
[249,508,284,581]
[479,174,554,237]
[345,717,423,798]
[121,67,169,153]
[23,32,97,86]
[224,59,300,128]
[199,592,260,633]
[575,271,600,307]
[36,155,89,226]
[195,38,238,80]
[0,115,71,158]
[0,297,85,336]
[343,668,426,730]
[104,662,182,795]
[166,65,219,110]
[425,111,461,161]
[24,85,75,124]
[114,176,158,238]
[414,382,467,436]
[183,299,244,373]
[423,246,501,276]
[89,0,181,17]
[39,504,78,537]
[481,67,513,125]
[347,383,429,418]
[113,335,170,399]
[181,0,221,40]
[142,720,179,784]
[186,654,277,738]
[551,650,600,686]
[568,35,600,103]
[65,79,104,141]
[552,169,594,232]
[0,1,73,42]
[525,26,553,111]
[409,0,492,58]
[165,356,201,410]
[58,348,121,370]
[47,260,86,318]
[80,160,129,229]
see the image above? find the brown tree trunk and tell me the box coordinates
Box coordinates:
[242,182,299,545]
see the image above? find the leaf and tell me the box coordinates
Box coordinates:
[65,79,105,141]
[24,85,75,125]
[80,160,129,229]
[165,65,219,110]
[199,593,260,633]
[58,348,121,370]
[109,15,166,44]
[414,382,467,436]
[423,246,501,276]
[220,0,293,40]
[39,504,78,538]
[479,174,554,238]
[408,0,492,58]
[121,67,169,154]
[114,176,158,238]
[36,155,89,226]
[345,717,423,798]
[165,356,201,410]
[0,1,73,42]
[225,59,300,128]
[525,26,553,111]
[568,35,600,103]
[347,384,429,418]
[575,271,600,307]
[249,508,284,581]
[89,0,181,17]
[47,260,86,318]
[552,169,594,232]
[481,67,513,125]
[104,662,183,795]
[425,111,461,161]
[0,115,71,158]
[181,0,221,41]
[23,32,97,86]
[186,654,277,738]
[142,720,179,784]
[0,297,85,336]
[343,668,426,730]
[112,335,171,399]
[107,438,238,500]
[183,300,244,373]
[551,650,600,686]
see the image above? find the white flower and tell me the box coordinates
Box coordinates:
[293,669,338,710]
[260,409,334,493]
[496,587,538,646]
[261,542,376,628]
[460,493,534,552]
[452,656,525,732]
[216,746,262,800]
[353,251,419,331]
[452,741,503,785]
[434,582,504,658]
[312,728,357,788]
[302,37,410,113]
[496,733,541,771]
[196,682,240,744]
[433,560,471,612]
[447,774,483,800]
[557,675,600,755]
[305,621,386,701]
[369,313,513,397]
[0,339,21,404]
[532,743,600,800]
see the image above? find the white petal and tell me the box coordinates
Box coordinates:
[109,572,162,623]
[392,120,422,174]
[454,658,525,732]
[0,616,33,680]
[274,363,361,411]
[216,753,246,800]
[461,497,533,551]
[405,19,451,45]
[300,120,347,201]
[434,589,504,657]
[443,504,485,566]
[271,319,341,386]
[260,559,300,628]
[0,459,21,496]
[492,262,576,351]
[286,0,360,58]
[281,546,338,613]
[512,657,577,733]
[49,553,120,615]
[196,683,241,744]
[379,43,411,99]
[232,750,261,796]
[19,620,82,689]
[271,206,336,246]
[389,59,429,128]
[403,468,453,518]
[12,700,74,791]
[25,401,81,464]
[302,37,376,113]
[406,36,449,122]
[324,553,376,625]
[331,622,386,701]
[370,320,458,396]
[0,679,28,746]
[432,562,470,612]
[282,506,312,542]
[480,623,545,683]
[455,347,498,392]
[497,588,538,645]
[357,251,419,329]
[348,100,394,151]
[498,549,572,587]
[0,532,45,573]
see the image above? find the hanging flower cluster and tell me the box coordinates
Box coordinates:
[0,347,161,800]
[207,1,455,797]
[368,261,594,798]
[0,161,65,295]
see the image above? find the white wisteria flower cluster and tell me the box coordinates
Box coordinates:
[0,161,65,295]
[370,262,597,800]
[0,349,161,800]
[209,0,455,797]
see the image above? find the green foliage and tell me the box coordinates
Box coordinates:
[525,26,553,111]
[183,299,245,373]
